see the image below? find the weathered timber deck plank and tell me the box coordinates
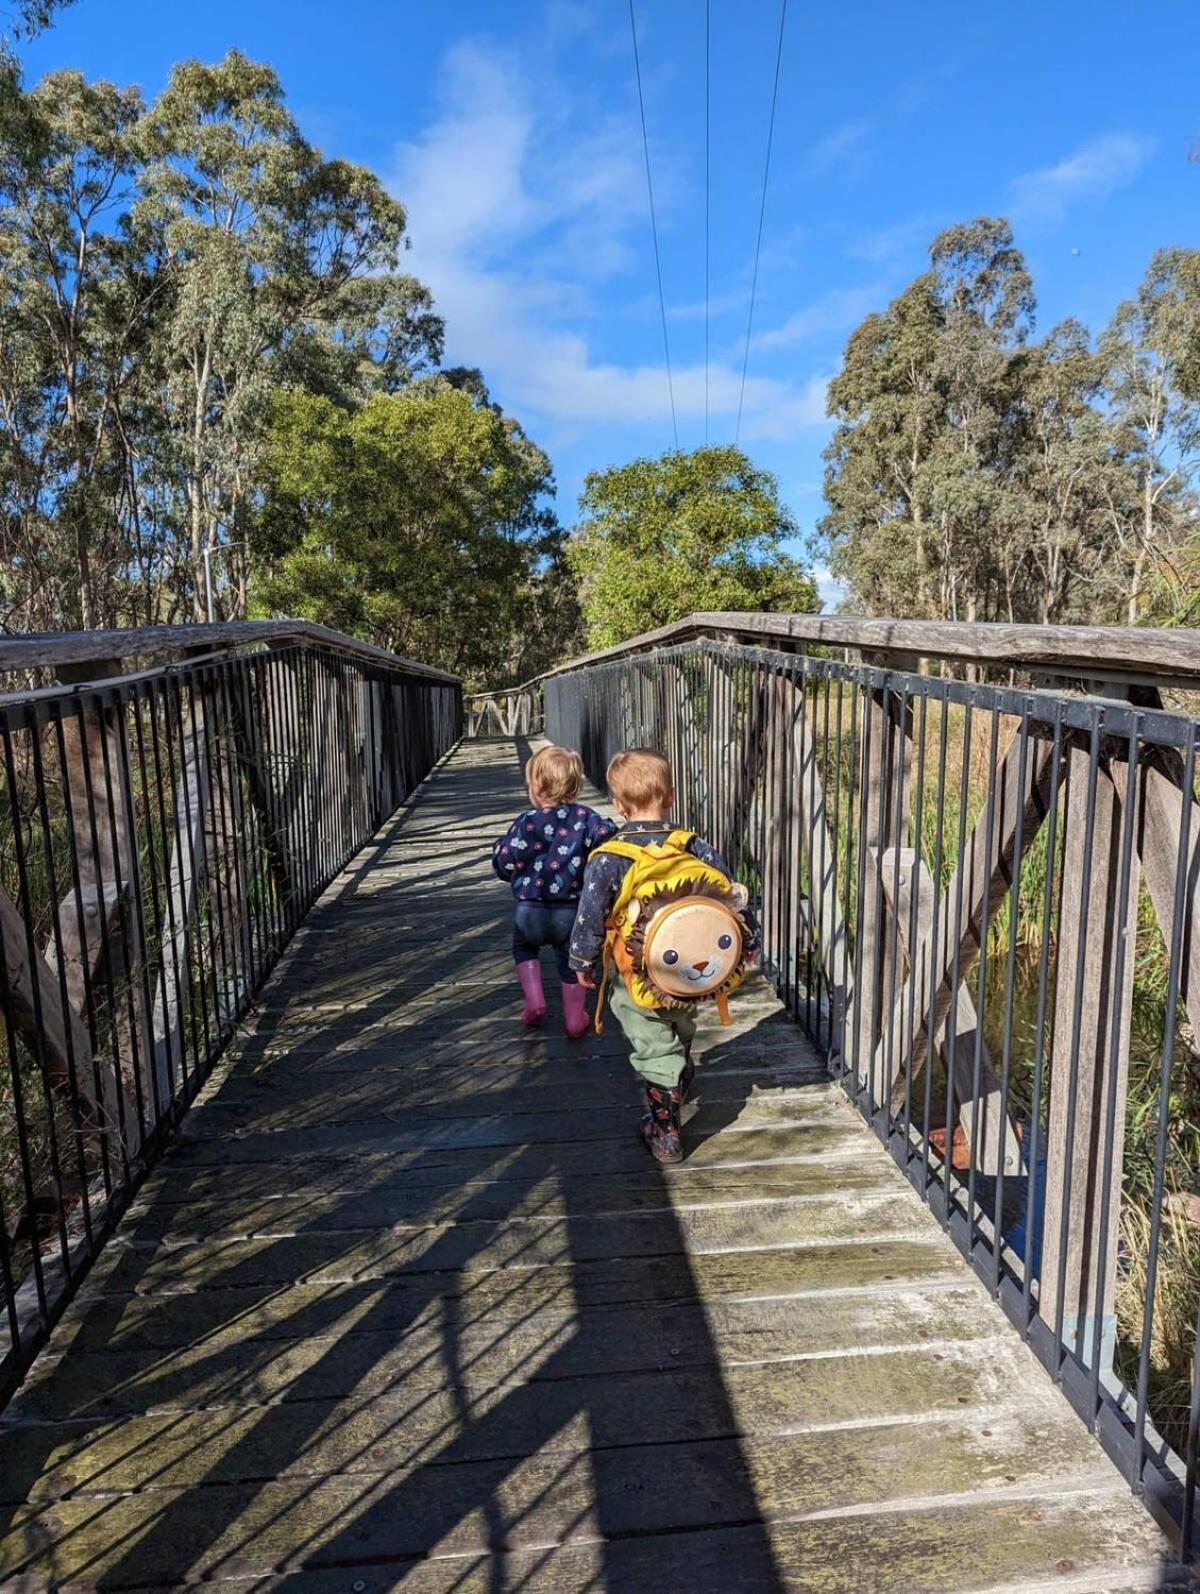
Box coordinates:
[0,739,1184,1591]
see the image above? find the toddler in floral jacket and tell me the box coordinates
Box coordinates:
[492,746,615,1037]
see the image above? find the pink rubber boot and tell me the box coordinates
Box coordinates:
[516,960,547,1027]
[561,982,590,1040]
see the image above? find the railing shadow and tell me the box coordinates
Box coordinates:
[0,739,793,1588]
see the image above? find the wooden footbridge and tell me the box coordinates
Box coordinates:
[2,618,1200,1590]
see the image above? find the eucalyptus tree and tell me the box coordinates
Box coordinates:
[822,276,943,616]
[0,68,150,627]
[822,217,1171,628]
[1007,319,1126,624]
[1100,248,1200,623]
[254,374,558,681]
[568,446,817,650]
[922,219,1033,623]
[134,50,442,617]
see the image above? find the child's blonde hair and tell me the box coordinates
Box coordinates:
[606,748,674,811]
[526,745,584,805]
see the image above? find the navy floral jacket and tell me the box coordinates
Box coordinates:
[491,804,616,903]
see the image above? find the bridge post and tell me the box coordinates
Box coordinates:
[848,679,910,1105]
[1042,741,1140,1377]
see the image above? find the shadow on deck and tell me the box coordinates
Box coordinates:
[0,740,1191,1591]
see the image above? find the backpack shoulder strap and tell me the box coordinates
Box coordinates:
[593,837,645,864]
[664,828,694,850]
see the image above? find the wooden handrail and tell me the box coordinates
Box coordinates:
[0,620,460,684]
[530,612,1200,687]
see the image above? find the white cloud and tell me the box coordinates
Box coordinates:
[755,284,888,352]
[1010,132,1156,225]
[806,119,872,177]
[666,288,749,322]
[813,566,845,611]
[392,38,829,448]
[848,215,935,266]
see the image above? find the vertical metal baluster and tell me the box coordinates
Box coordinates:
[1021,702,1064,1335]
[112,687,163,1136]
[993,714,1031,1295]
[160,672,207,1092]
[0,1185,22,1393]
[834,663,854,1074]
[799,663,817,1040]
[940,697,974,1216]
[74,694,133,1174]
[173,671,218,1073]
[1052,715,1103,1365]
[218,661,260,1001]
[49,704,113,1203]
[786,658,802,1025]
[130,683,175,1113]
[865,670,895,1118]
[901,690,929,1161]
[27,713,94,1243]
[849,678,875,1106]
[0,724,52,1324]
[1140,728,1196,1516]
[143,677,189,1104]
[1085,720,1141,1427]
[966,705,1002,1252]
[921,691,951,1192]
[883,682,911,1142]
[822,659,841,1045]
[1,718,71,1271]
[276,651,306,936]
[187,664,230,1030]
[816,667,834,1054]
[293,648,318,913]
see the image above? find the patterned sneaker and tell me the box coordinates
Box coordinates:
[639,1080,684,1165]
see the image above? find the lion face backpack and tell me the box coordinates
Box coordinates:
[592,828,752,1033]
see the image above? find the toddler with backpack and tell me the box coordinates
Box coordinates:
[492,745,616,1038]
[570,748,756,1164]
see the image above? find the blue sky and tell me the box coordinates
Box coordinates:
[21,0,1200,605]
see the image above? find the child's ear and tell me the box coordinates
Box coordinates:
[730,883,749,911]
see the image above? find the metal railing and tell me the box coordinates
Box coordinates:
[543,612,1200,1559]
[465,683,544,739]
[0,623,460,1400]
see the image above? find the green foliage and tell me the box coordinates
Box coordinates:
[568,446,818,649]
[254,378,560,682]
[822,218,1200,627]
[0,42,573,684]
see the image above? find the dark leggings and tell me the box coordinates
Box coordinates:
[512,901,579,984]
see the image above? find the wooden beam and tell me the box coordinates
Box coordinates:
[790,677,852,1049]
[1042,755,1139,1371]
[0,620,459,682]
[848,686,910,1095]
[880,848,1022,1177]
[872,728,1059,1097]
[535,612,1200,688]
[0,884,106,1130]
[1115,758,1200,1046]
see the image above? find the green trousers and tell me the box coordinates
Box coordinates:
[608,980,696,1088]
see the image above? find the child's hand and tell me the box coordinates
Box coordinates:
[575,968,598,989]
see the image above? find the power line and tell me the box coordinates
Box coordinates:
[704,0,710,446]
[629,0,678,450]
[735,0,788,446]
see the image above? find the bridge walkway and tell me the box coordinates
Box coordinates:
[0,739,1186,1591]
